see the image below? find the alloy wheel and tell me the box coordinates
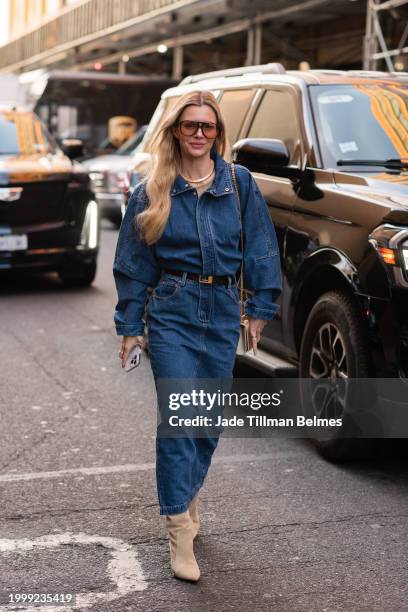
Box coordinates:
[308,322,349,421]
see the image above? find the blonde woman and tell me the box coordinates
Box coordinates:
[113,90,281,582]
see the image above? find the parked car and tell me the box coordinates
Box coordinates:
[82,125,148,227]
[0,107,99,286]
[126,64,408,461]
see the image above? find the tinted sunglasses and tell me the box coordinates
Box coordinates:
[177,120,219,139]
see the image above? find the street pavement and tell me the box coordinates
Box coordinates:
[0,220,407,612]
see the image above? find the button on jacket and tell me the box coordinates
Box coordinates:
[113,150,282,336]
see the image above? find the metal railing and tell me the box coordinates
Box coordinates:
[0,0,182,71]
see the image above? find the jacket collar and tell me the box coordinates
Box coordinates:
[171,149,234,198]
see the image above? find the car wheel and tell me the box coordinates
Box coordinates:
[299,289,376,462]
[58,259,97,288]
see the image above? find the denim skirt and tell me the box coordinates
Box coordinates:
[145,270,241,515]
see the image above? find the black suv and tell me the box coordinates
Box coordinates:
[128,64,408,459]
[0,107,99,286]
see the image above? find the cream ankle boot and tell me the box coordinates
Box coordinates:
[165,510,200,582]
[188,493,200,539]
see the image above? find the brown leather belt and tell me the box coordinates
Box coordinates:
[162,268,233,287]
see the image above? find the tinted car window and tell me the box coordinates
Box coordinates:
[309,83,408,167]
[218,89,255,147]
[247,89,301,165]
[0,110,57,155]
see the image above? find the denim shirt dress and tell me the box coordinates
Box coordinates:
[112,149,282,515]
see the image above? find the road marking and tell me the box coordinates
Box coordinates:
[0,451,298,484]
[0,462,155,483]
[0,532,147,611]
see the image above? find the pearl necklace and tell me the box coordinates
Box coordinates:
[181,162,215,184]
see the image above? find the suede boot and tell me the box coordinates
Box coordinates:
[165,510,200,582]
[188,493,200,539]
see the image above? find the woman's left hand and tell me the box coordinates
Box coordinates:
[246,316,268,355]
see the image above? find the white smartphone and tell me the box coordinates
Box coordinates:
[124,344,142,372]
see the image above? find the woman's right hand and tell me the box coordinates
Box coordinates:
[119,335,147,368]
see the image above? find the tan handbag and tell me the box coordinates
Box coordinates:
[230,162,251,354]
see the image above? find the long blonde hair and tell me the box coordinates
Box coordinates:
[136,90,227,245]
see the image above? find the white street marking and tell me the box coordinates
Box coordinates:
[0,452,298,484]
[0,532,147,611]
[0,463,155,483]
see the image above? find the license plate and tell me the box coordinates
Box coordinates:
[0,234,28,251]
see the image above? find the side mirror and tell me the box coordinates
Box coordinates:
[59,138,84,160]
[232,138,290,174]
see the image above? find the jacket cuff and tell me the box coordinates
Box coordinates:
[115,322,146,336]
[244,302,280,320]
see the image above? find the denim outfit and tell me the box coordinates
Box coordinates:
[113,149,281,515]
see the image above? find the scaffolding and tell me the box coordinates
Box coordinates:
[0,0,407,75]
[364,0,408,70]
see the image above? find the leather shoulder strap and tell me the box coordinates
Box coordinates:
[230,162,245,313]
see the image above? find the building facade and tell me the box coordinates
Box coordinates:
[6,0,78,42]
[0,0,406,77]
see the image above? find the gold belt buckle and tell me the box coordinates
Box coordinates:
[199,275,213,284]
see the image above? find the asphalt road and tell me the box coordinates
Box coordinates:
[0,220,407,612]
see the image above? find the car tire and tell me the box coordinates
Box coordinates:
[299,289,376,462]
[58,259,97,288]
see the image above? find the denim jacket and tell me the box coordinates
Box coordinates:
[113,150,282,336]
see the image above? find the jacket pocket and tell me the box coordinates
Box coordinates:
[152,278,181,301]
[220,282,240,305]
